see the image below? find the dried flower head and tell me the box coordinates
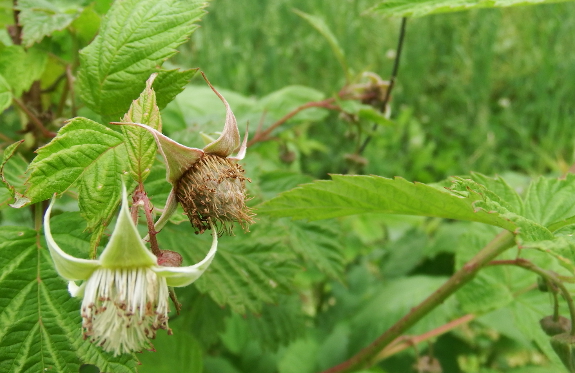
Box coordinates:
[113,72,254,234]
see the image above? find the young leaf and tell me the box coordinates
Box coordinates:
[120,73,162,183]
[153,68,199,110]
[0,224,137,373]
[259,175,518,230]
[157,224,298,314]
[365,0,573,18]
[17,0,87,47]
[77,0,207,121]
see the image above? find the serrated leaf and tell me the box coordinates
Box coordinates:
[121,73,161,183]
[524,236,575,274]
[0,222,137,373]
[365,0,573,18]
[157,224,298,314]
[0,73,11,112]
[26,117,124,203]
[0,45,47,96]
[153,68,199,110]
[77,0,207,121]
[259,175,518,230]
[293,9,350,83]
[524,174,575,228]
[17,0,87,47]
[470,172,524,214]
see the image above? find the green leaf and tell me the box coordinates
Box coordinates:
[523,236,575,274]
[120,73,161,183]
[259,175,518,231]
[524,175,575,228]
[25,117,128,248]
[257,86,328,124]
[470,172,524,214]
[0,73,11,112]
[17,0,87,47]
[157,224,299,314]
[77,0,207,121]
[0,223,137,372]
[278,338,319,373]
[365,0,574,18]
[0,45,47,96]
[293,9,351,83]
[0,140,26,205]
[137,318,202,373]
[153,68,199,110]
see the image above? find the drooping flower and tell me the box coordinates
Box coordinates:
[112,73,254,234]
[44,185,218,356]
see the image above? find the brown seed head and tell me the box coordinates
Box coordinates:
[175,154,254,234]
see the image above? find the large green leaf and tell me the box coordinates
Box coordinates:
[157,224,298,314]
[0,219,137,372]
[365,0,574,18]
[17,0,88,47]
[259,175,518,229]
[0,73,11,112]
[524,174,575,228]
[25,117,128,248]
[77,0,207,121]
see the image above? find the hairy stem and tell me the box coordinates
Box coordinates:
[489,258,575,335]
[321,230,515,373]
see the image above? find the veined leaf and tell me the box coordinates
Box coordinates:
[77,0,207,121]
[470,172,523,214]
[0,221,137,372]
[157,224,298,314]
[120,73,161,183]
[524,174,575,228]
[0,140,27,207]
[365,0,574,18]
[25,117,129,248]
[153,68,199,110]
[0,46,47,96]
[259,175,518,230]
[17,0,88,47]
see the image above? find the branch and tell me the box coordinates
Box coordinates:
[12,98,56,138]
[320,230,516,373]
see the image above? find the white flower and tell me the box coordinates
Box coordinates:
[44,185,217,355]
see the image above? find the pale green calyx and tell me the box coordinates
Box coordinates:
[43,185,218,355]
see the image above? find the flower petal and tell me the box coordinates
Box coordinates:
[228,124,249,162]
[44,195,100,281]
[98,184,158,268]
[111,122,204,184]
[154,221,218,287]
[201,73,241,157]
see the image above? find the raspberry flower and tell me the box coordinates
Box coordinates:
[113,73,253,234]
[44,186,218,355]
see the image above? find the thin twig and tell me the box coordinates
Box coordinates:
[66,65,77,117]
[12,98,56,138]
[320,231,516,373]
[357,17,408,156]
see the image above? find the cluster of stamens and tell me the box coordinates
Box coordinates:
[175,154,254,234]
[80,267,170,356]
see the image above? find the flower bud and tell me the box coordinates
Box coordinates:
[551,333,575,372]
[540,315,571,336]
[175,154,254,234]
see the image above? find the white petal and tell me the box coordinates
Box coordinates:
[44,195,100,281]
[111,122,204,184]
[154,222,218,287]
[99,184,158,268]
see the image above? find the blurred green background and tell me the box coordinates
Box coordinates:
[172,0,575,182]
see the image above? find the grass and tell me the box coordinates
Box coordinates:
[175,0,575,181]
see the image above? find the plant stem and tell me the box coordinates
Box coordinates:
[132,183,162,256]
[320,230,515,373]
[488,258,575,335]
[12,98,56,138]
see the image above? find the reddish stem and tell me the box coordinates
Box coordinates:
[131,183,161,256]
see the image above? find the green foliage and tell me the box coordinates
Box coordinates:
[0,73,11,112]
[366,0,575,17]
[0,219,137,372]
[77,0,206,121]
[0,46,47,96]
[17,0,88,47]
